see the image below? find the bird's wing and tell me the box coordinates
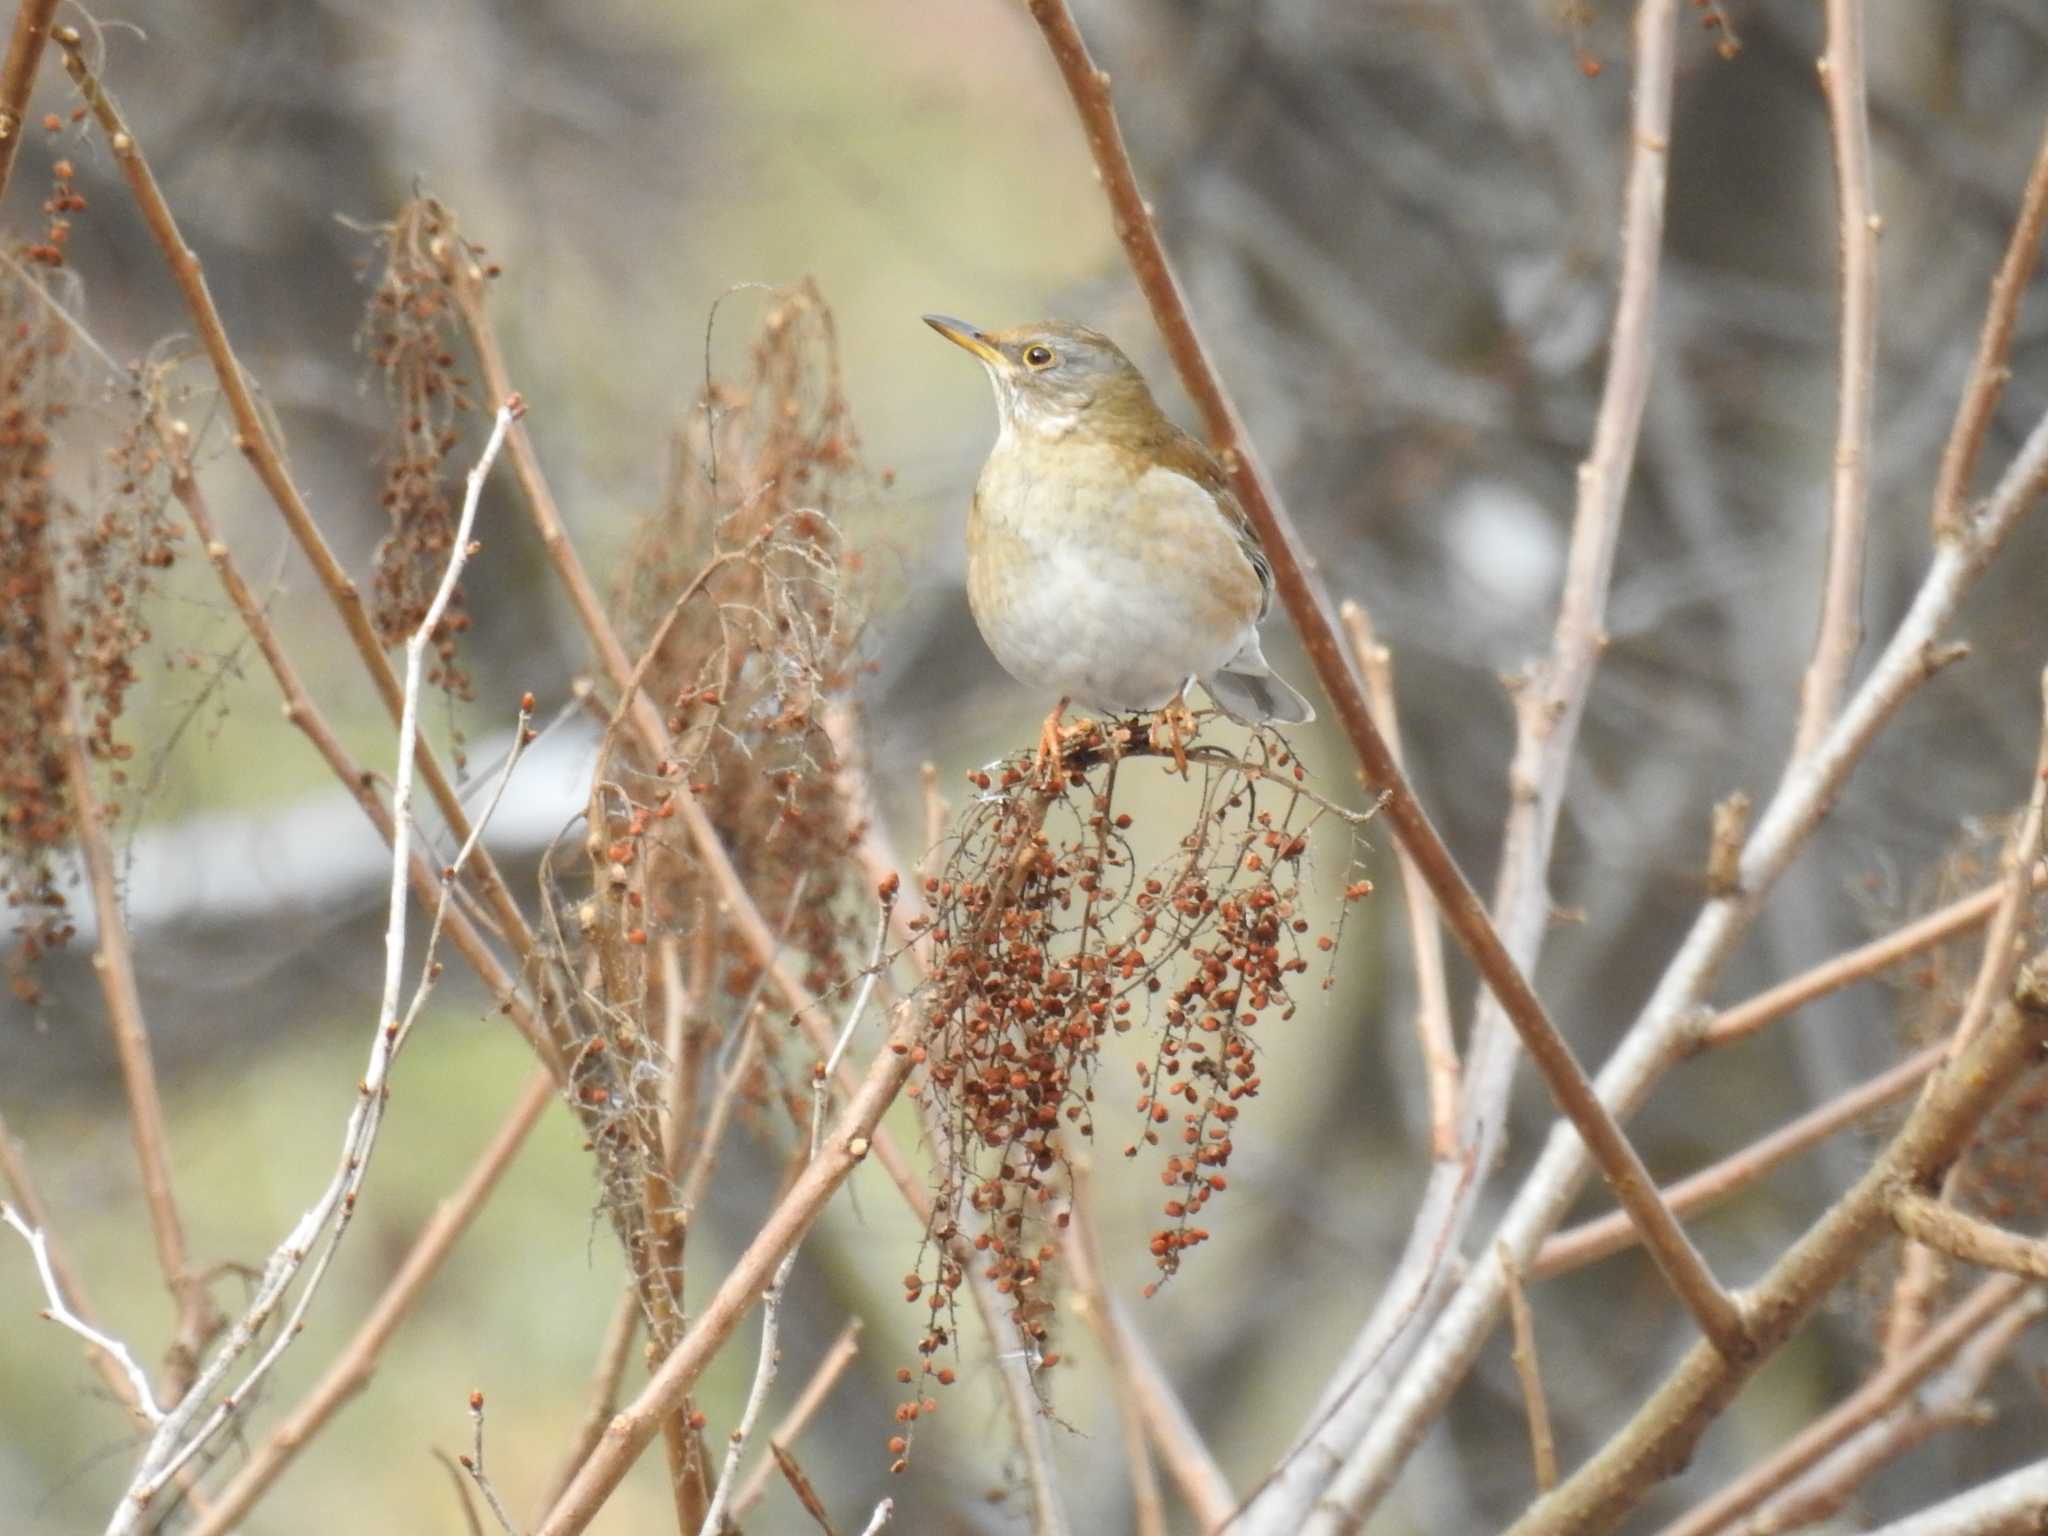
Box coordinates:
[1151,423,1275,622]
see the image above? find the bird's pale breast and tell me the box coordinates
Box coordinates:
[966,439,1263,713]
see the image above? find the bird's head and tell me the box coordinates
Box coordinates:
[923,315,1159,443]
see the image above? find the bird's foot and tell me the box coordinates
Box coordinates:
[1033,698,1072,788]
[1150,695,1197,778]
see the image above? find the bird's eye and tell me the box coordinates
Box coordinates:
[1023,344,1056,369]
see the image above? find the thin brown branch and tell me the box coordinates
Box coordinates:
[1498,1244,1558,1494]
[1533,1043,1942,1279]
[52,29,542,999]
[1794,0,1878,757]
[106,404,524,1534]
[1738,1290,2041,1533]
[1654,1273,2031,1536]
[1933,118,2048,540]
[530,1011,920,1536]
[1340,600,1457,1159]
[1697,864,2047,1051]
[1500,944,2048,1536]
[1026,0,1744,1366]
[1891,1195,2048,1281]
[728,1319,863,1520]
[155,414,565,1078]
[0,0,58,206]
[186,1068,556,1536]
[1063,1159,1171,1536]
[1884,671,2048,1362]
[47,577,219,1400]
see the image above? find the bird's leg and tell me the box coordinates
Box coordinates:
[1034,696,1071,785]
[1151,687,1193,778]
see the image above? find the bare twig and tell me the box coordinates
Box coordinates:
[1534,1043,1942,1279]
[859,1500,895,1536]
[1740,1289,2041,1532]
[531,1010,920,1536]
[728,1319,863,1519]
[1340,601,1457,1158]
[53,28,542,999]
[0,0,58,206]
[1884,670,2048,1362]
[1306,401,2048,1531]
[1698,863,2047,1051]
[1933,121,2048,540]
[47,574,218,1399]
[186,1067,556,1536]
[460,1393,520,1536]
[1793,0,1878,757]
[106,403,522,1534]
[1499,942,2048,1536]
[154,410,565,1077]
[2,1201,162,1423]
[1027,0,1745,1372]
[1891,1196,2048,1280]
[1498,1244,1557,1494]
[1654,1274,2034,1536]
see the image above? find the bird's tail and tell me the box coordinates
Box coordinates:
[1204,664,1316,726]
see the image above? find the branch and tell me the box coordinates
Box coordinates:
[1305,399,2048,1530]
[1339,601,1457,1159]
[105,404,523,1534]
[153,409,564,1075]
[727,1319,863,1520]
[2,1201,162,1424]
[1933,121,2048,540]
[1891,1196,2048,1281]
[1655,1274,2034,1536]
[1026,0,1746,1368]
[1500,945,2048,1536]
[46,575,218,1398]
[182,1067,555,1536]
[1498,1244,1558,1494]
[0,0,58,206]
[52,28,543,1003]
[1698,861,2047,1050]
[1858,1459,2048,1536]
[1533,1043,1942,1279]
[1792,0,1878,757]
[531,1011,920,1536]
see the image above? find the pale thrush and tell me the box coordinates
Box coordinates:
[925,315,1316,744]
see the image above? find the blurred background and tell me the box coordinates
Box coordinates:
[5,1,2048,1532]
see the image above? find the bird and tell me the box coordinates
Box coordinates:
[924,314,1314,769]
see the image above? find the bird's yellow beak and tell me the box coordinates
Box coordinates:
[923,313,1005,368]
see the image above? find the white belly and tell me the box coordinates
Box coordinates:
[966,453,1259,713]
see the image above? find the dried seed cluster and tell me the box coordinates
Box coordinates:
[359,197,494,705]
[889,727,1367,1459]
[542,283,870,1357]
[2,156,180,1001]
